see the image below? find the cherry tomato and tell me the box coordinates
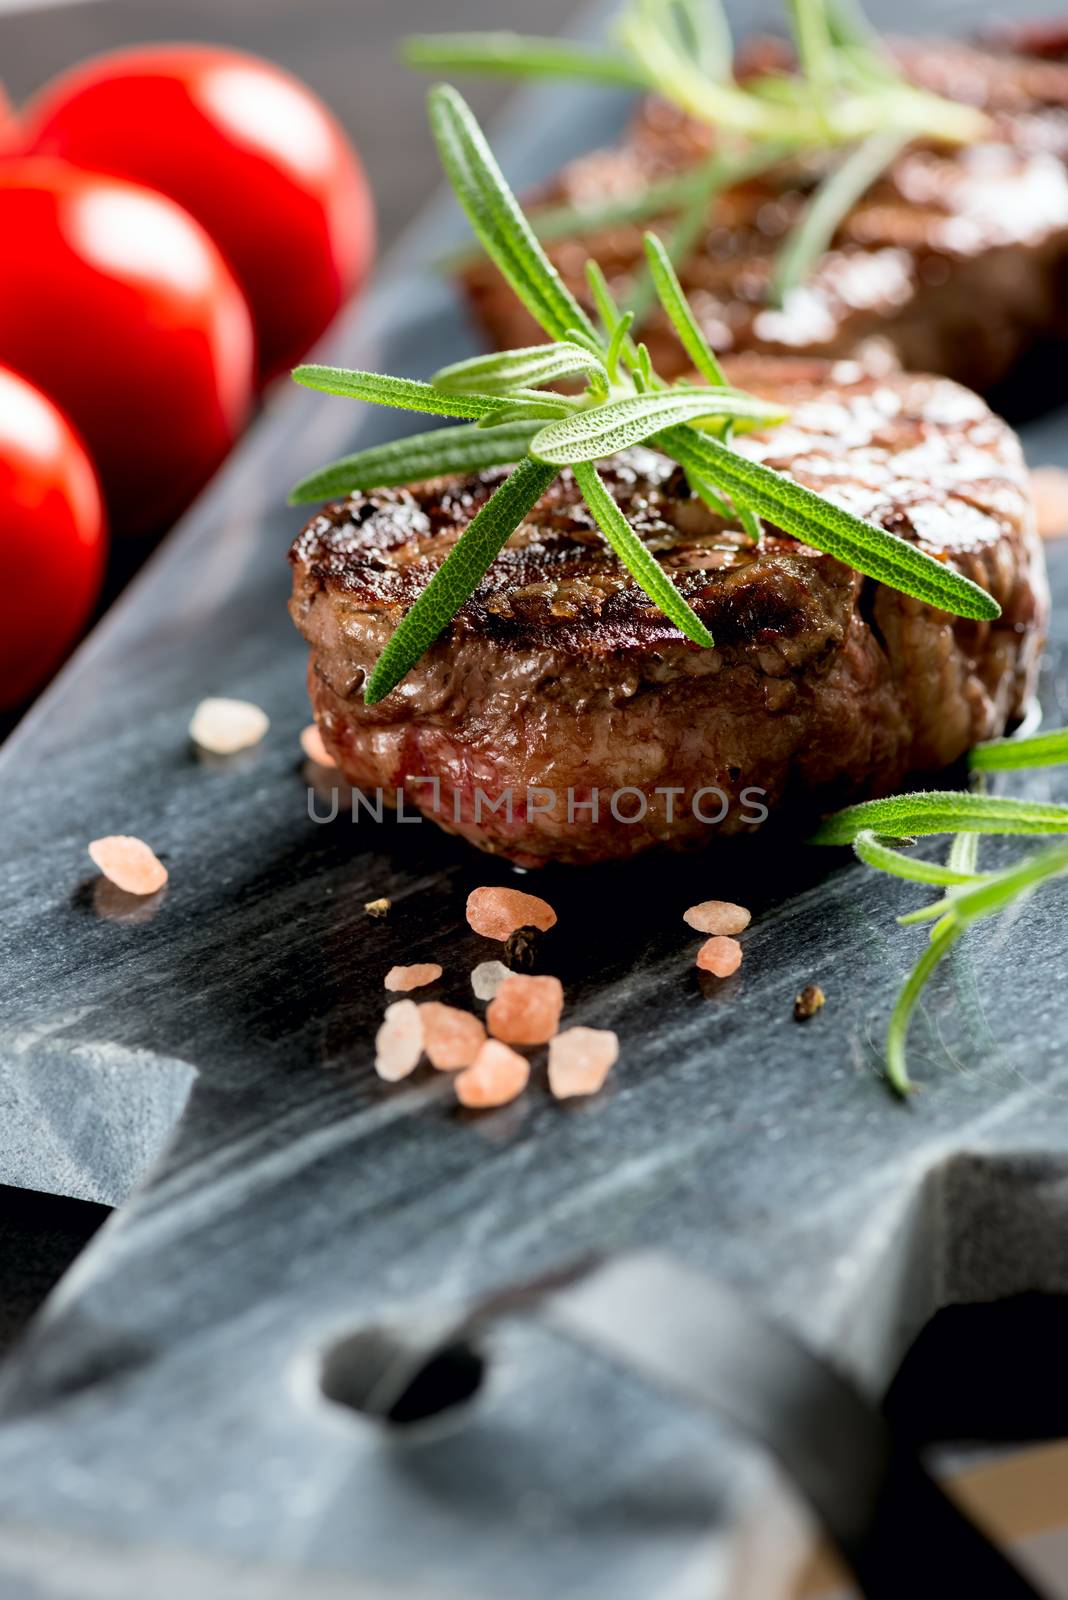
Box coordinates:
[0,365,107,709]
[22,46,375,384]
[0,159,254,536]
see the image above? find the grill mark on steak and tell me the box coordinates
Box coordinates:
[463,35,1068,393]
[289,358,1047,866]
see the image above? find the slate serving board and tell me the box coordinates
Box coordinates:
[1,1,1068,1594]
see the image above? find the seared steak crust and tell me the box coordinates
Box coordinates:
[289,359,1047,866]
[465,36,1068,393]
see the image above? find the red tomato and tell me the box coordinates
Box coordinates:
[0,159,254,536]
[22,46,375,384]
[0,365,107,709]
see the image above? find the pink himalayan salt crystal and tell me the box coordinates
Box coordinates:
[466,885,557,941]
[487,973,564,1046]
[696,936,743,978]
[300,723,336,767]
[419,1002,486,1070]
[384,963,442,993]
[683,899,751,936]
[189,697,269,754]
[88,835,168,896]
[548,1027,619,1100]
[471,960,510,1002]
[1031,466,1068,540]
[455,1039,530,1109]
[375,1000,423,1082]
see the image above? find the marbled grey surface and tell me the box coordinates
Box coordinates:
[2,1,1068,1594]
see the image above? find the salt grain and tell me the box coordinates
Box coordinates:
[696,936,743,978]
[683,899,751,936]
[189,697,269,755]
[487,974,564,1046]
[1031,466,1068,541]
[455,1040,530,1109]
[300,723,336,767]
[88,835,168,896]
[471,960,510,1001]
[384,963,442,992]
[548,1027,619,1100]
[419,1002,486,1070]
[466,885,557,941]
[375,1000,423,1081]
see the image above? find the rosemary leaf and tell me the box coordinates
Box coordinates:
[896,842,1068,928]
[885,916,964,1095]
[969,727,1068,771]
[811,791,1068,846]
[532,389,787,464]
[770,129,909,307]
[364,458,558,704]
[684,468,734,520]
[643,230,727,385]
[434,341,608,395]
[288,421,540,504]
[521,152,768,252]
[475,400,570,427]
[572,461,714,647]
[660,426,1001,622]
[673,0,733,81]
[947,829,979,878]
[605,311,636,383]
[787,0,837,96]
[428,85,598,346]
[404,32,646,86]
[852,829,988,887]
[292,365,509,421]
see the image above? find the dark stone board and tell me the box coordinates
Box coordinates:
[1,2,1068,1594]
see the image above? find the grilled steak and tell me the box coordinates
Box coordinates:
[289,357,1046,866]
[465,35,1068,394]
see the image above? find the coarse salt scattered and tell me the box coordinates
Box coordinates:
[384,963,442,993]
[466,885,557,941]
[455,1040,530,1109]
[1031,466,1068,541]
[88,835,168,897]
[419,1002,486,1070]
[375,1000,423,1081]
[487,973,564,1046]
[548,1027,619,1100]
[189,697,269,755]
[300,723,336,767]
[683,899,751,936]
[471,959,510,1002]
[696,936,743,978]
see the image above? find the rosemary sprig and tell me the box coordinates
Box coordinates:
[292,87,998,705]
[407,0,988,309]
[815,725,1068,1093]
[767,127,910,306]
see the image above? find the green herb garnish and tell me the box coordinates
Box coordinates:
[291,87,997,704]
[406,0,988,308]
[815,726,1068,1094]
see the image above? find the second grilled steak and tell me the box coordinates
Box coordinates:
[465,35,1068,394]
[289,357,1046,867]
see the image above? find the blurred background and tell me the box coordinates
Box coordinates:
[0,0,577,261]
[0,0,577,741]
